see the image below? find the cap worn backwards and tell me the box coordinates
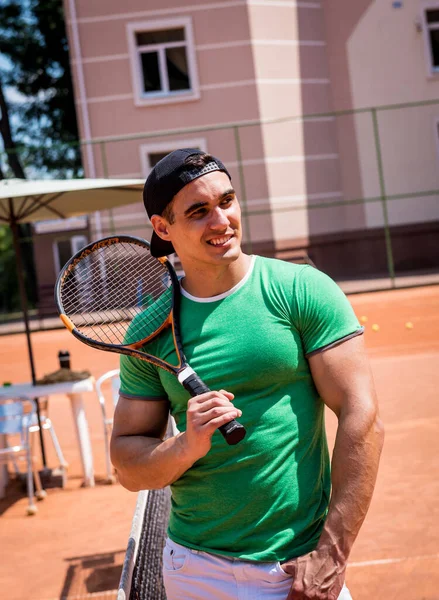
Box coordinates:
[143,148,231,258]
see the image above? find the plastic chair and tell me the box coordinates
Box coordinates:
[9,398,68,488]
[95,369,120,483]
[0,398,47,515]
[27,398,68,486]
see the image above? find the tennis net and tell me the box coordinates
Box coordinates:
[117,487,171,600]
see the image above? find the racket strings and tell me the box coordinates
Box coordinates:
[62,247,170,345]
[60,241,173,345]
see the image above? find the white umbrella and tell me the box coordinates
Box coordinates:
[0,177,144,223]
[0,177,144,466]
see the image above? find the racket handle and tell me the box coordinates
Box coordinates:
[181,372,246,445]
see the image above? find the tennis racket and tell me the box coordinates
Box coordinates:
[54,235,246,445]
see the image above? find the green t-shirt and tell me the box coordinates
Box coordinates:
[119,256,362,562]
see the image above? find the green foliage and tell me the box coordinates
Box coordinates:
[0,225,17,313]
[0,224,36,314]
[0,0,83,177]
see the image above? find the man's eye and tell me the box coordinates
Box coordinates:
[190,209,206,218]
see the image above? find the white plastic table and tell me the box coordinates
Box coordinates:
[0,377,95,498]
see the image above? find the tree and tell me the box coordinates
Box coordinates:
[0,0,82,178]
[0,72,36,313]
[0,0,81,314]
[0,74,26,178]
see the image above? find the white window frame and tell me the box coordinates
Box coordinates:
[53,235,87,275]
[421,3,439,77]
[126,17,200,107]
[139,138,208,177]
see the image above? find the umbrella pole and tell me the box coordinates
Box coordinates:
[10,215,48,469]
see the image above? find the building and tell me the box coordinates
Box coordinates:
[34,0,439,317]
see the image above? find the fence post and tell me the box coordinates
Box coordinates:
[99,141,109,178]
[371,108,396,288]
[233,126,252,254]
[99,141,116,234]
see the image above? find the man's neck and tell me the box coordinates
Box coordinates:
[180,253,252,298]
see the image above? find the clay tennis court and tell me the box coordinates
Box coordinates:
[0,284,438,600]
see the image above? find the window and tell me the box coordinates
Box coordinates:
[423,7,439,74]
[127,18,200,106]
[148,152,172,168]
[140,138,208,176]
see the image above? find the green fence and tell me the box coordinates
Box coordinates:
[79,98,439,288]
[1,98,439,320]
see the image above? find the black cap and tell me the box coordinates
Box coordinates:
[143,148,231,257]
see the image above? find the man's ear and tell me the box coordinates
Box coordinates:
[150,214,171,241]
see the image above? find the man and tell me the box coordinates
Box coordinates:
[111,148,384,600]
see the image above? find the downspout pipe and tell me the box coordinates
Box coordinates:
[67,0,103,238]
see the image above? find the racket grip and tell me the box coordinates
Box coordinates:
[181,373,246,445]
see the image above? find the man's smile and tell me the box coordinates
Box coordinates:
[207,234,234,246]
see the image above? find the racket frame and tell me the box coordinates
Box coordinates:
[55,235,187,376]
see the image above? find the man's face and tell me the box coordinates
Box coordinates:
[152,171,243,269]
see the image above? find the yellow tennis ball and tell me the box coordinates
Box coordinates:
[371,324,380,332]
[405,321,414,330]
[360,315,368,324]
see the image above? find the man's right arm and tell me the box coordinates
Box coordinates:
[110,390,241,492]
[110,395,192,491]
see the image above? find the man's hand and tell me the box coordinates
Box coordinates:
[183,390,242,460]
[281,547,346,600]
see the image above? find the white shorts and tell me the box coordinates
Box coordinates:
[163,537,353,600]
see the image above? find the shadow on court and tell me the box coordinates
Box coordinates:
[59,550,125,599]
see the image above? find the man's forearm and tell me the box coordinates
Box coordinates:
[110,432,197,492]
[317,404,385,561]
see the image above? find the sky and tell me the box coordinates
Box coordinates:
[0,54,25,103]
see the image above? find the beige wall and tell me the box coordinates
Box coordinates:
[64,0,270,244]
[65,1,259,141]
[323,0,439,229]
[245,3,352,243]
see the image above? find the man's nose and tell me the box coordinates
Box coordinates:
[209,207,229,229]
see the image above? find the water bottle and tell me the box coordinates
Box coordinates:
[58,350,71,370]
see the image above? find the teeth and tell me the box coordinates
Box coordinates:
[209,235,232,246]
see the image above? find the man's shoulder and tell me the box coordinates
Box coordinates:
[254,254,310,278]
[250,256,312,308]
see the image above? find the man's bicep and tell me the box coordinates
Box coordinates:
[308,335,378,417]
[112,394,170,440]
